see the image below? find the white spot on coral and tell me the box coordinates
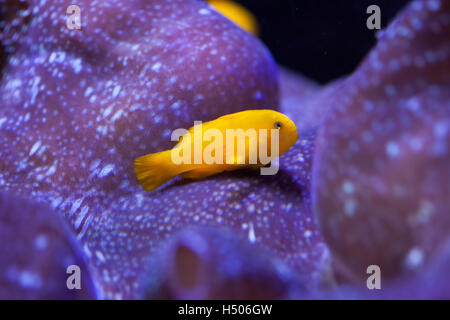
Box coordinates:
[151,62,162,72]
[135,193,144,207]
[169,76,178,84]
[83,244,92,259]
[344,199,357,217]
[406,97,420,111]
[29,141,42,157]
[70,198,83,215]
[103,105,114,118]
[342,181,355,194]
[111,110,124,122]
[95,250,106,263]
[18,271,42,289]
[248,222,256,243]
[195,94,204,101]
[304,230,312,238]
[404,247,424,269]
[30,76,41,104]
[112,85,121,98]
[84,87,93,97]
[98,164,115,178]
[198,8,210,15]
[0,117,7,128]
[49,51,65,63]
[427,0,441,11]
[412,200,434,225]
[386,141,400,158]
[170,100,182,110]
[34,234,48,250]
[89,159,101,171]
[71,58,83,74]
[434,121,447,138]
[51,197,63,209]
[153,115,162,124]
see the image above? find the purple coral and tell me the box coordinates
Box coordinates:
[0,192,96,299]
[0,0,448,300]
[312,0,450,282]
[0,0,326,299]
[138,226,308,299]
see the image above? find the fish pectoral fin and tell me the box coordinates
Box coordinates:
[182,167,223,180]
[225,152,247,165]
[225,139,255,165]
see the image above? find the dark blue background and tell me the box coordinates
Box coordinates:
[237,0,411,83]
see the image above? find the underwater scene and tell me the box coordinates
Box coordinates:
[0,0,449,301]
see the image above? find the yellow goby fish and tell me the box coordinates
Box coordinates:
[134,110,298,191]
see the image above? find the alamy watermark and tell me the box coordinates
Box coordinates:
[366,265,381,290]
[367,5,381,30]
[66,264,81,290]
[65,4,382,32]
[66,5,81,30]
[170,122,281,175]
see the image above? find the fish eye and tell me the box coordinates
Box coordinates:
[275,121,282,129]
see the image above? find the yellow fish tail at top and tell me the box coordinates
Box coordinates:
[134,150,179,191]
[207,0,259,36]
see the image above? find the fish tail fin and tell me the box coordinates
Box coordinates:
[134,150,179,191]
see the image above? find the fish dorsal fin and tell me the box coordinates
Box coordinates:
[216,110,249,121]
